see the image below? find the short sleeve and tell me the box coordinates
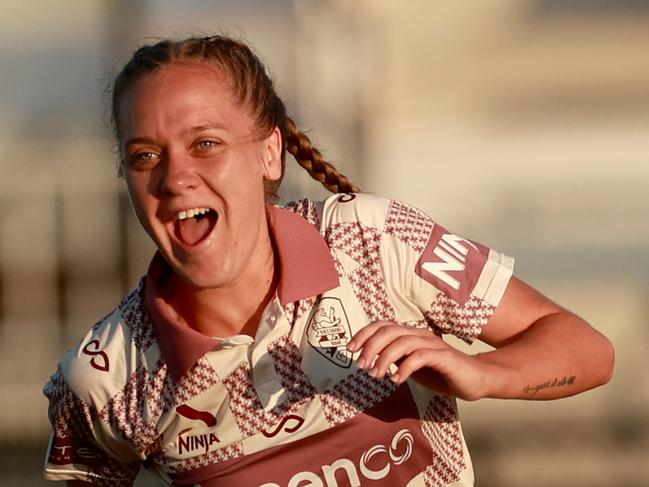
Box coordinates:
[42,366,141,485]
[382,199,514,342]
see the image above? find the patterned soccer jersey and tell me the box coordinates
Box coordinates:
[43,194,514,486]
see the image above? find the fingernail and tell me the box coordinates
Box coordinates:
[390,373,401,384]
[357,358,367,369]
[369,367,378,378]
[347,341,357,352]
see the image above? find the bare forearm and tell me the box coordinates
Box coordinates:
[476,312,614,400]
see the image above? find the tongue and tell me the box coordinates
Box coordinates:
[176,216,215,246]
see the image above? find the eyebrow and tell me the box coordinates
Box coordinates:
[123,122,229,148]
[184,122,229,136]
[123,136,156,148]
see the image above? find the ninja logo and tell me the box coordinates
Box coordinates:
[415,224,489,306]
[307,297,353,368]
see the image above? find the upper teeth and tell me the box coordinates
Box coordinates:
[177,208,210,220]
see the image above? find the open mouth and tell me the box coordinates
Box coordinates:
[174,207,218,246]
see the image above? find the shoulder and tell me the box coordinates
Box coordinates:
[283,194,439,255]
[321,193,391,226]
[47,280,158,407]
[319,194,437,250]
[285,193,422,230]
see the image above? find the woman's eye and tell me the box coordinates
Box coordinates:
[136,152,156,161]
[127,151,159,169]
[196,140,220,150]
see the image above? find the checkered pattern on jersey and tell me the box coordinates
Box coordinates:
[420,396,465,487]
[98,359,167,457]
[44,368,140,485]
[283,198,321,227]
[119,279,157,352]
[222,360,311,439]
[267,335,317,404]
[158,359,241,474]
[173,338,314,473]
[329,251,347,280]
[326,222,396,323]
[99,357,220,458]
[282,297,314,328]
[385,200,434,254]
[163,357,222,408]
[425,294,496,342]
[319,371,397,427]
[45,367,97,447]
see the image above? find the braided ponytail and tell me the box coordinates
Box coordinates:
[111,35,360,197]
[283,116,360,195]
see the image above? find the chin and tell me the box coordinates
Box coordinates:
[173,263,232,291]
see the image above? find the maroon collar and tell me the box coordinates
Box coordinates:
[144,205,339,380]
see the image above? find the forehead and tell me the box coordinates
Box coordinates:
[118,62,254,140]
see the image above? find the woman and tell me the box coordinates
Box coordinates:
[43,35,614,487]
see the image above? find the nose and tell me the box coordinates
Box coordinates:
[159,149,200,195]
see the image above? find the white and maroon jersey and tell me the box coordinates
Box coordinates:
[43,194,514,487]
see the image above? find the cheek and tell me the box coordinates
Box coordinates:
[124,174,156,219]
[217,153,267,197]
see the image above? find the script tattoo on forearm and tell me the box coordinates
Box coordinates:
[523,375,576,395]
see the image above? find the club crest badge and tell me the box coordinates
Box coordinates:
[307,297,353,368]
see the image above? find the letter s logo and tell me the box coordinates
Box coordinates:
[261,415,305,438]
[82,340,110,372]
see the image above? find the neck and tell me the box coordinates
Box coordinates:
[165,226,279,338]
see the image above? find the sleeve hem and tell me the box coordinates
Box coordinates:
[44,467,106,482]
[473,251,515,307]
[44,467,136,484]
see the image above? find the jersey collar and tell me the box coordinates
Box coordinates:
[144,205,339,381]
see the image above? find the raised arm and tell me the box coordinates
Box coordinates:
[347,276,614,401]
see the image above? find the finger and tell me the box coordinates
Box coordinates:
[368,335,439,379]
[355,324,420,370]
[392,348,455,385]
[347,321,393,352]
[356,325,443,371]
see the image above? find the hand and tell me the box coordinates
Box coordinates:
[346,321,494,401]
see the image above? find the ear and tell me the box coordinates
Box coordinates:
[260,126,282,181]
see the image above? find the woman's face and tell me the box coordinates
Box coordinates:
[118,62,282,290]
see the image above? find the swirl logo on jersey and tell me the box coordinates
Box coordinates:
[258,428,415,487]
[416,224,490,306]
[82,339,110,372]
[307,297,353,368]
[261,415,305,438]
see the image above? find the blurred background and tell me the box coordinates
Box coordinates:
[1,0,647,485]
